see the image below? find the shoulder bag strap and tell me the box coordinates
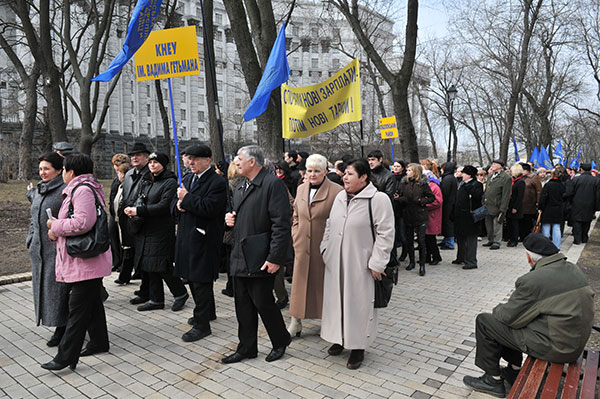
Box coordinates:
[69,183,101,216]
[368,198,375,242]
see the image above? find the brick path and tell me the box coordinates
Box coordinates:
[0,225,592,399]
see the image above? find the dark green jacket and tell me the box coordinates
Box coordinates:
[483,170,512,215]
[493,253,594,363]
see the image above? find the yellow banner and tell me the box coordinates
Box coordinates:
[379,116,398,139]
[134,26,200,81]
[281,58,362,139]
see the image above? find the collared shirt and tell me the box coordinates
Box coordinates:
[191,167,211,189]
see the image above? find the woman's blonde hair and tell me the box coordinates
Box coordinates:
[510,163,524,177]
[305,154,328,171]
[228,157,240,179]
[407,163,423,180]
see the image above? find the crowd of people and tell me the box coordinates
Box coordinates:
[25,140,599,376]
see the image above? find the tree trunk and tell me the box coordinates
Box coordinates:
[18,69,40,180]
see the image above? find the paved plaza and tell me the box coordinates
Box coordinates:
[0,225,593,399]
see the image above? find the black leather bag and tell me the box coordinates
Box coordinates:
[127,191,147,235]
[471,204,488,223]
[66,183,110,259]
[368,199,399,308]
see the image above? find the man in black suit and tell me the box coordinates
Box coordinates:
[222,145,292,364]
[569,163,600,244]
[173,144,227,342]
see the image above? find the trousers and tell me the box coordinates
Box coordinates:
[572,221,592,244]
[405,223,427,265]
[147,270,187,303]
[485,214,503,245]
[474,313,525,376]
[456,234,478,268]
[189,281,215,331]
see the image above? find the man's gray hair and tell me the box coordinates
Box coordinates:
[525,249,543,263]
[238,145,264,166]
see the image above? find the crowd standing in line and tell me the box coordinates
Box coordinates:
[26,140,599,376]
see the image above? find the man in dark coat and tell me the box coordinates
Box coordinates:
[173,144,227,342]
[453,165,483,270]
[440,162,458,249]
[482,159,512,250]
[519,163,542,241]
[222,145,292,364]
[463,233,594,398]
[569,163,600,244]
[367,149,396,202]
[117,142,152,287]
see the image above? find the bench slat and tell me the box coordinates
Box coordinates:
[560,352,584,399]
[581,350,599,399]
[540,363,565,399]
[520,358,550,398]
[508,356,535,399]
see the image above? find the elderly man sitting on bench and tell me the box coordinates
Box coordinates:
[463,233,594,398]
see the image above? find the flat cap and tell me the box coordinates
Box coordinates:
[523,233,559,256]
[492,159,505,167]
[52,141,74,152]
[184,144,211,158]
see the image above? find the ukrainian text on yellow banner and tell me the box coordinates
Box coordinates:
[134,26,200,81]
[281,58,362,139]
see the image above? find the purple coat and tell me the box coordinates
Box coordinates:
[50,174,112,283]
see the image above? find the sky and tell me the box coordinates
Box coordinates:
[418,0,449,39]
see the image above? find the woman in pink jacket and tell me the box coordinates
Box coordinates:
[42,154,112,371]
[424,170,443,265]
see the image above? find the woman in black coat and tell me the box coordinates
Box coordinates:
[124,153,188,311]
[397,163,435,276]
[506,164,526,247]
[539,169,566,249]
[453,166,484,270]
[392,161,407,257]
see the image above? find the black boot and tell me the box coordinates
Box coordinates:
[405,263,415,270]
[419,264,426,276]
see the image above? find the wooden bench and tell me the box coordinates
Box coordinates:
[507,350,599,398]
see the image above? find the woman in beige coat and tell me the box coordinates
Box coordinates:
[288,154,343,337]
[320,158,395,369]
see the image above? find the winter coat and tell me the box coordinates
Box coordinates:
[290,178,343,320]
[228,167,291,277]
[26,175,69,327]
[108,176,120,218]
[507,176,526,220]
[483,169,512,216]
[132,169,178,273]
[538,178,565,224]
[440,163,458,237]
[426,180,443,235]
[397,176,435,226]
[50,174,112,283]
[222,175,244,246]
[493,253,594,363]
[570,172,600,222]
[118,164,151,246]
[454,178,484,237]
[173,168,227,282]
[320,183,394,349]
[522,175,542,215]
[371,164,396,202]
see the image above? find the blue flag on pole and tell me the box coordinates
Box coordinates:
[569,148,581,169]
[538,146,553,169]
[593,161,597,170]
[529,146,539,166]
[91,0,162,82]
[554,140,564,165]
[243,23,290,121]
[513,137,520,162]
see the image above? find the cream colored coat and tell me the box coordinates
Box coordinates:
[290,178,343,319]
[320,183,395,349]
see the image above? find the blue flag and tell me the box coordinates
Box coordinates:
[538,146,553,169]
[593,161,597,170]
[513,137,520,162]
[569,148,581,168]
[244,23,290,121]
[92,0,162,82]
[554,140,564,165]
[529,146,539,166]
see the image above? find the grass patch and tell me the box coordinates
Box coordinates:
[0,179,113,205]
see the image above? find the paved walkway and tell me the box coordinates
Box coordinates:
[0,224,593,399]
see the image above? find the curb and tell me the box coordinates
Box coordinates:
[0,272,32,286]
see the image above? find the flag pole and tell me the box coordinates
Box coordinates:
[167,78,183,187]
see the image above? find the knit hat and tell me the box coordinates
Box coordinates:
[148,152,169,169]
[523,233,559,256]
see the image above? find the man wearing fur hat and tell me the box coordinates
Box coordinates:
[463,233,594,398]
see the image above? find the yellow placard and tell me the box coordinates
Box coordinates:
[379,116,398,139]
[281,58,362,139]
[134,26,200,81]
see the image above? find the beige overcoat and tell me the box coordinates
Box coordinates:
[290,178,343,319]
[320,183,395,349]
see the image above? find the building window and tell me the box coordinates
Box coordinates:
[199,96,205,105]
[198,111,205,121]
[181,109,186,120]
[131,101,135,111]
[111,141,116,154]
[321,40,330,53]
[332,58,340,69]
[147,123,152,135]
[146,86,151,96]
[131,121,135,134]
[301,38,310,52]
[215,46,223,58]
[292,26,299,36]
[214,30,222,41]
[146,104,151,116]
[200,77,205,88]
[217,80,223,91]
[311,58,319,68]
[199,127,205,137]
[130,81,134,92]
[311,26,318,38]
[181,91,186,102]
[235,98,242,108]
[181,126,187,137]
[196,7,201,16]
[333,28,340,38]
[215,13,222,25]
[286,38,292,51]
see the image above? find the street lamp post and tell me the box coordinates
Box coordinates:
[446,85,457,163]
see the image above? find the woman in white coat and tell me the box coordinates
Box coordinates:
[320,158,395,369]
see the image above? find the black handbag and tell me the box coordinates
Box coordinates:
[368,198,399,309]
[66,183,110,258]
[471,204,488,223]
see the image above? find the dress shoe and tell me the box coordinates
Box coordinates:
[287,317,303,337]
[171,293,189,311]
[483,242,493,247]
[114,278,129,285]
[80,347,108,357]
[346,349,364,369]
[463,374,505,398]
[47,335,61,347]
[182,327,211,342]
[187,317,197,326]
[221,352,257,364]
[573,240,581,245]
[507,241,518,247]
[137,301,164,311]
[276,298,289,309]
[327,343,344,356]
[489,243,500,250]
[41,360,77,371]
[131,272,141,280]
[221,288,234,297]
[418,264,426,276]
[429,260,441,265]
[130,296,148,305]
[500,365,520,386]
[451,259,464,265]
[405,263,415,271]
[439,245,454,250]
[265,338,291,362]
[462,264,478,270]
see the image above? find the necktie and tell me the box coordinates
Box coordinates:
[191,175,198,190]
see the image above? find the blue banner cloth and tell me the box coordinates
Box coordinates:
[243,23,290,121]
[538,146,553,169]
[554,140,564,166]
[529,146,539,167]
[513,137,520,162]
[92,0,162,82]
[569,148,581,169]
